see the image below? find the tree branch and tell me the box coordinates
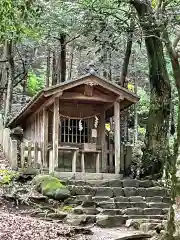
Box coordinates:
[173,33,180,50]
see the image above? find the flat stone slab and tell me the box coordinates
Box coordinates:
[91,227,151,240]
[95,187,114,197]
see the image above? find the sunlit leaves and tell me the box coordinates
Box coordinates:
[0,0,42,42]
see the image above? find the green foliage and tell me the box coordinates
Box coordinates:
[137,87,150,115]
[27,71,44,96]
[0,170,18,185]
[0,0,42,42]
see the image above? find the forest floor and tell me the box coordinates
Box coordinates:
[0,148,153,240]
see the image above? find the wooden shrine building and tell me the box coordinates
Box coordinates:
[8,73,139,176]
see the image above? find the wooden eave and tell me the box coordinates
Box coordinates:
[7,73,139,128]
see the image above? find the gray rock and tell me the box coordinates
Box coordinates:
[126,219,140,230]
[74,206,99,215]
[124,208,144,215]
[124,187,137,197]
[123,179,139,188]
[55,188,71,201]
[139,223,161,232]
[93,196,114,203]
[68,185,76,195]
[98,202,116,209]
[65,214,93,225]
[130,202,148,208]
[129,196,145,202]
[101,209,124,215]
[112,187,124,197]
[114,196,129,202]
[96,215,127,228]
[47,212,67,220]
[163,197,171,203]
[108,180,122,187]
[95,187,114,197]
[82,201,96,208]
[115,202,130,208]
[76,195,92,202]
[146,196,163,202]
[74,186,96,196]
[148,203,170,209]
[144,208,163,215]
[139,180,153,188]
[73,206,83,214]
[136,188,147,197]
[146,187,167,197]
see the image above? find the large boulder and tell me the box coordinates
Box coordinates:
[33,175,71,201]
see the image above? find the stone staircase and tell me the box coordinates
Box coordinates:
[63,178,170,231]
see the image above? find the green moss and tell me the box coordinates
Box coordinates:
[0,170,19,185]
[62,205,73,213]
[33,174,70,201]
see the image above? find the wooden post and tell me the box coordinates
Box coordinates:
[34,142,38,168]
[114,101,121,175]
[72,150,77,172]
[51,97,59,173]
[27,141,32,167]
[20,142,25,168]
[96,152,100,173]
[100,110,107,172]
[81,152,85,172]
[11,140,17,169]
[42,108,48,168]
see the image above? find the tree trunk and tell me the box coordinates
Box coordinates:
[46,47,51,87]
[163,29,180,240]
[60,33,66,82]
[0,41,9,111]
[120,19,134,87]
[52,51,57,85]
[68,44,74,79]
[132,0,171,177]
[4,40,15,126]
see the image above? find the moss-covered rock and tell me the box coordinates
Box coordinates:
[33,175,71,201]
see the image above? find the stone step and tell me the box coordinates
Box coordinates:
[96,202,170,210]
[92,196,114,202]
[68,185,169,198]
[67,178,161,188]
[127,215,168,220]
[73,206,99,215]
[64,214,96,225]
[96,215,127,228]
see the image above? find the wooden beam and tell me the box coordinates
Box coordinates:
[51,97,59,173]
[114,101,121,174]
[60,91,115,102]
[42,108,48,168]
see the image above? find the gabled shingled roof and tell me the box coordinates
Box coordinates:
[8,73,139,128]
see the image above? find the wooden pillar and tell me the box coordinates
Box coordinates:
[96,152,100,173]
[11,140,17,169]
[42,108,48,168]
[72,150,77,172]
[100,110,107,172]
[114,101,121,175]
[51,97,59,173]
[81,152,85,172]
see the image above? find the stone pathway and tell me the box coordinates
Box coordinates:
[0,146,152,240]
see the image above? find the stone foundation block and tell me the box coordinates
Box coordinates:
[122,179,139,188]
[95,187,114,197]
[124,187,137,197]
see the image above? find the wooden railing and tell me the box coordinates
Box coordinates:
[0,120,42,169]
